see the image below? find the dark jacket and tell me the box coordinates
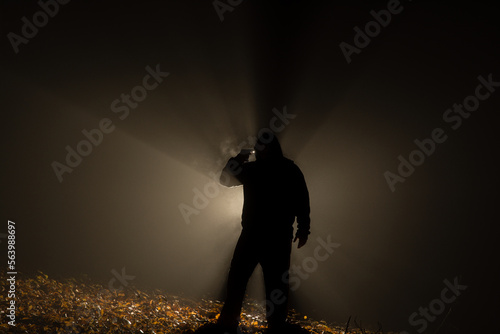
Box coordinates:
[220,156,310,239]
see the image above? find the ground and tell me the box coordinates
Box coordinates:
[0,271,391,334]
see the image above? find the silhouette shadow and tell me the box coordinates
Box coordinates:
[186,134,312,334]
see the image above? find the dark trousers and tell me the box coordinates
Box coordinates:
[219,229,292,328]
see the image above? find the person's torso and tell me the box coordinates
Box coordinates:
[240,158,300,233]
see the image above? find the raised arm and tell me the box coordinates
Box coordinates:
[219,152,251,187]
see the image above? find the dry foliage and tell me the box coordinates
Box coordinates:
[0,271,383,334]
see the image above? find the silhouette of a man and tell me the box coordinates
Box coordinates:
[217,131,310,334]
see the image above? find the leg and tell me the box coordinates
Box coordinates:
[261,236,292,330]
[219,232,259,328]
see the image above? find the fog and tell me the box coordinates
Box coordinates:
[2,1,499,332]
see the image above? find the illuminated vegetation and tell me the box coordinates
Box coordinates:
[0,272,388,333]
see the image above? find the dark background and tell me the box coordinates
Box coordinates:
[2,1,499,332]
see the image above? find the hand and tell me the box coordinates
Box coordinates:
[293,234,308,249]
[237,151,251,162]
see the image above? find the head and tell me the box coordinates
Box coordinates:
[254,130,283,161]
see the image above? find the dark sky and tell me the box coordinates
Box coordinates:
[2,1,499,332]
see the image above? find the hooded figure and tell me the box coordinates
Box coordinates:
[217,131,311,334]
